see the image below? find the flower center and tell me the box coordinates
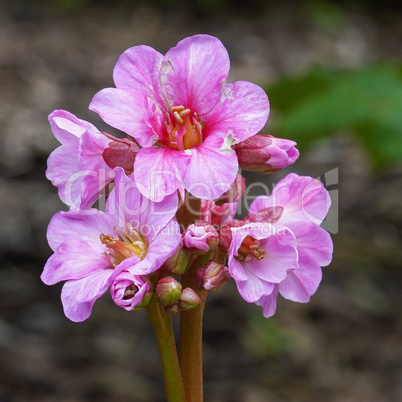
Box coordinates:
[237,235,266,262]
[101,223,148,267]
[123,284,139,300]
[163,105,204,151]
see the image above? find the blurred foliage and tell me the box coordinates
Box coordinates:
[243,313,308,358]
[266,64,402,168]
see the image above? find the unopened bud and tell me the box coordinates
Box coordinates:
[219,220,245,252]
[165,303,181,314]
[179,288,201,311]
[110,271,151,311]
[102,136,140,175]
[201,200,238,228]
[134,290,153,310]
[233,134,299,173]
[194,268,205,290]
[203,261,230,292]
[215,174,246,205]
[163,246,191,274]
[183,221,219,254]
[155,276,182,307]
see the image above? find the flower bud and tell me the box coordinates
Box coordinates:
[233,134,299,173]
[110,271,151,311]
[155,276,182,307]
[102,136,140,175]
[194,268,205,290]
[215,174,246,206]
[163,245,191,275]
[219,220,245,252]
[179,288,201,311]
[183,221,219,254]
[165,303,181,314]
[201,200,238,228]
[203,261,230,292]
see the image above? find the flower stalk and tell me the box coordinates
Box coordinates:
[180,262,207,402]
[145,294,186,402]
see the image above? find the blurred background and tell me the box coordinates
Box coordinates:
[1,0,401,401]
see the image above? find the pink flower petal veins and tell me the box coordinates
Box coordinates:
[250,173,331,226]
[162,35,230,115]
[205,81,269,143]
[90,88,158,147]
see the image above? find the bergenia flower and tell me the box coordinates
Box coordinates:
[89,34,269,201]
[41,168,181,322]
[233,134,299,173]
[248,174,333,317]
[46,110,139,209]
[226,221,299,303]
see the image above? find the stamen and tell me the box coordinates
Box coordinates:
[100,224,148,267]
[237,236,266,261]
[163,106,205,151]
[171,105,185,112]
[173,111,183,124]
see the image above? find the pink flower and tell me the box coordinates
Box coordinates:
[233,134,299,173]
[90,35,269,201]
[227,221,299,303]
[249,173,333,317]
[41,168,181,322]
[46,110,139,209]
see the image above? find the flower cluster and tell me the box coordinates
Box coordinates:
[42,35,332,322]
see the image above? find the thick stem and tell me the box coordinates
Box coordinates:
[176,190,205,401]
[146,295,186,402]
[180,263,207,402]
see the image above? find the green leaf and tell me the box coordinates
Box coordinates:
[265,64,402,167]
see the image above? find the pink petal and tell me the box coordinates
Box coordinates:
[79,131,113,209]
[61,269,113,322]
[287,221,333,267]
[255,287,279,318]
[61,280,95,322]
[133,146,190,202]
[47,210,116,252]
[162,35,230,115]
[113,45,165,107]
[247,228,298,283]
[205,81,269,143]
[48,110,98,144]
[89,88,158,147]
[279,252,322,303]
[126,219,182,275]
[47,110,99,208]
[183,137,238,200]
[107,168,179,240]
[41,239,111,285]
[46,142,82,208]
[250,174,331,226]
[227,257,248,282]
[235,269,275,303]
